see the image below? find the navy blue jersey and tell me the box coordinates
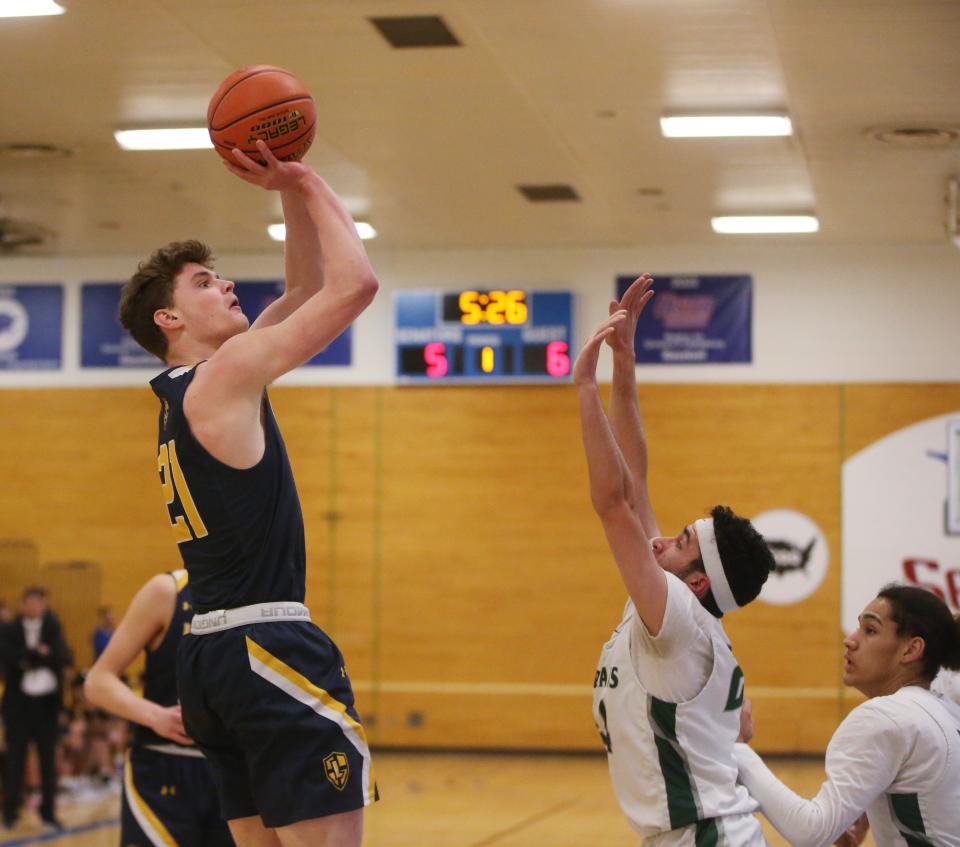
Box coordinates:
[133,569,192,749]
[150,365,306,613]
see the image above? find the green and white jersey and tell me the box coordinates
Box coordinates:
[931,668,960,704]
[593,573,764,844]
[736,686,960,847]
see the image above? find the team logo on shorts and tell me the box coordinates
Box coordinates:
[323,752,349,791]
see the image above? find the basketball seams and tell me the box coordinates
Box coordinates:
[207,64,316,163]
[207,66,296,123]
[210,95,314,133]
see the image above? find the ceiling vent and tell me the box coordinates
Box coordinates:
[867,125,960,149]
[517,184,580,203]
[0,218,51,253]
[369,16,460,48]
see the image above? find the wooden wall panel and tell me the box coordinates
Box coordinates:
[843,384,960,459]
[12,381,941,753]
[0,389,179,620]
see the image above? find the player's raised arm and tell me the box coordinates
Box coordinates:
[203,141,378,393]
[84,575,192,746]
[605,274,658,537]
[235,144,328,331]
[574,313,669,634]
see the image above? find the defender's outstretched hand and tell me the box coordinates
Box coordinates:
[606,274,654,354]
[573,311,627,386]
[224,139,312,192]
[737,698,755,744]
[833,814,869,847]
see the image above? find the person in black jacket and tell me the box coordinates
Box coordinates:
[1,586,69,832]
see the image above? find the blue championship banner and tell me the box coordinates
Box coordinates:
[81,280,352,368]
[81,283,163,367]
[237,280,351,367]
[0,284,63,370]
[617,274,752,364]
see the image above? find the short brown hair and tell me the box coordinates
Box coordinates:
[119,240,213,360]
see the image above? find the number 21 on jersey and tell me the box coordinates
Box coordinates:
[158,439,208,543]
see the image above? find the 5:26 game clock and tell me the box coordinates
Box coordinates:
[394,290,574,384]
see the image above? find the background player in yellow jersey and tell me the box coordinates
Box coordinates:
[86,569,234,846]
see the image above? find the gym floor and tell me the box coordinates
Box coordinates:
[0,751,874,847]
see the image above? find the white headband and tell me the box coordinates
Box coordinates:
[694,518,739,614]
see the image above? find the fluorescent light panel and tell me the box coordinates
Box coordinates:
[114,128,212,151]
[268,222,377,241]
[711,215,819,234]
[0,0,65,17]
[661,115,792,138]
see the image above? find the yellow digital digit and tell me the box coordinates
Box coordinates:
[486,291,507,324]
[480,346,495,373]
[158,440,209,543]
[505,290,528,324]
[167,441,209,541]
[459,291,483,324]
[158,443,192,544]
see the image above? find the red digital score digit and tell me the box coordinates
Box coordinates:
[546,341,570,377]
[424,342,448,378]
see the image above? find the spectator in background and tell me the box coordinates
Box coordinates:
[1,586,69,832]
[92,606,115,661]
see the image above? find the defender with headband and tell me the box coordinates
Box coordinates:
[575,276,775,846]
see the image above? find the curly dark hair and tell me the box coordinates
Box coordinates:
[877,583,960,681]
[688,505,775,617]
[119,240,213,361]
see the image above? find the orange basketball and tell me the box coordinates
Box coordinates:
[208,65,316,164]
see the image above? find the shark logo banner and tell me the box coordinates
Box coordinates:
[752,509,829,606]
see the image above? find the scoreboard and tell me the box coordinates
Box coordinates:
[395,289,574,383]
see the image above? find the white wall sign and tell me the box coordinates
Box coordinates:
[842,412,960,633]
[753,509,829,606]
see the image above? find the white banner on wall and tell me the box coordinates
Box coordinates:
[842,412,960,633]
[753,509,829,606]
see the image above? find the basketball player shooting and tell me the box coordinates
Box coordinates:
[575,276,776,845]
[118,141,378,847]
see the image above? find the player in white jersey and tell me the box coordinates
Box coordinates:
[930,666,960,702]
[735,584,960,847]
[574,276,776,846]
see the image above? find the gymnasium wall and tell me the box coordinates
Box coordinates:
[0,240,956,753]
[0,382,956,753]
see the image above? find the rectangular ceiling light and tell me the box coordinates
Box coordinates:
[114,128,213,151]
[660,115,792,138]
[711,215,819,234]
[268,222,377,241]
[0,0,65,16]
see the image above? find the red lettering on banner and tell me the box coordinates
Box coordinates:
[902,558,960,610]
[652,293,716,330]
[947,570,960,609]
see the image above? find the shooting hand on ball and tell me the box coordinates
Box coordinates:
[224,140,312,192]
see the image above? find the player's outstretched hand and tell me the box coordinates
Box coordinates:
[150,704,194,746]
[606,273,654,354]
[574,311,627,386]
[224,139,312,192]
[833,814,869,847]
[737,697,755,743]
